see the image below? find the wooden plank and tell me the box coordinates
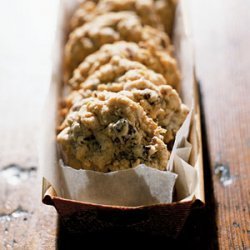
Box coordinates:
[189,0,250,249]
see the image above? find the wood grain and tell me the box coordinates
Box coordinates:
[0,0,58,249]
[190,0,250,249]
[0,0,249,249]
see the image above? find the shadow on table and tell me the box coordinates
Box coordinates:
[56,83,219,250]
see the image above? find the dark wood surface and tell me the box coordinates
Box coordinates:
[190,0,250,249]
[0,0,249,249]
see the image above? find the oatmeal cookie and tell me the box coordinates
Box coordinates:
[155,0,177,35]
[64,69,188,145]
[69,41,180,89]
[61,68,166,118]
[121,79,189,144]
[79,57,156,91]
[70,1,97,31]
[70,0,163,31]
[64,11,172,79]
[57,92,169,172]
[96,67,167,92]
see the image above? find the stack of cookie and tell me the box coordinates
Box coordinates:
[57,0,189,173]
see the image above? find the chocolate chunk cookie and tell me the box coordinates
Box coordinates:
[57,92,169,172]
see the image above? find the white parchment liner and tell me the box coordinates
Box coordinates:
[40,0,202,207]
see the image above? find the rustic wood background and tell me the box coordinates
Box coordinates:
[0,0,249,249]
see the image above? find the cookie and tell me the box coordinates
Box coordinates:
[61,68,166,119]
[79,57,150,91]
[57,92,169,172]
[96,67,167,92]
[69,41,180,89]
[155,0,177,35]
[64,11,172,79]
[64,69,188,145]
[121,79,189,144]
[61,68,166,121]
[70,1,97,31]
[70,0,163,31]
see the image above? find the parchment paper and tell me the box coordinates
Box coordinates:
[40,0,201,207]
[60,162,177,206]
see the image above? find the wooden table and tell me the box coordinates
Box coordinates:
[0,0,249,249]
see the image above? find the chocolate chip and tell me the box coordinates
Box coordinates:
[84,135,95,141]
[128,125,136,135]
[161,38,167,48]
[92,141,101,151]
[117,151,135,161]
[113,119,129,133]
[143,145,151,157]
[143,93,151,100]
[114,137,120,144]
